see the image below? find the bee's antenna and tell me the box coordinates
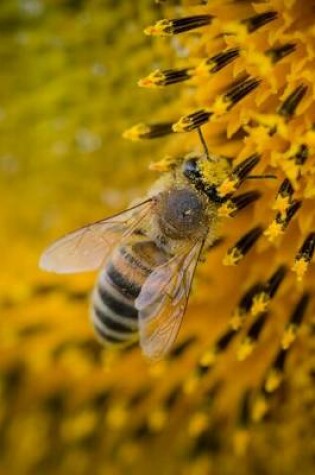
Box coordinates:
[197,127,211,161]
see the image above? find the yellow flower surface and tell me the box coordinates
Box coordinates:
[1,1,315,474]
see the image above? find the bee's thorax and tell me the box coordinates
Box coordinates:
[156,187,207,239]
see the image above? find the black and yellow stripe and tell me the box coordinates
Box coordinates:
[91,238,168,347]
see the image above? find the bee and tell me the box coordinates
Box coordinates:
[40,130,263,360]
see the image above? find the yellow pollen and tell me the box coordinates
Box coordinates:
[212,95,229,117]
[233,429,250,456]
[122,123,149,141]
[264,221,284,242]
[199,348,217,368]
[223,247,243,266]
[106,404,127,430]
[281,324,298,350]
[188,412,209,437]
[144,20,171,37]
[229,310,245,331]
[218,178,238,197]
[218,200,236,218]
[149,155,180,172]
[252,396,269,423]
[251,293,269,317]
[148,408,167,432]
[272,195,290,217]
[183,374,199,395]
[291,258,308,282]
[237,338,255,361]
[265,369,283,393]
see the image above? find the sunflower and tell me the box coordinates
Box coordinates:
[1,1,315,474]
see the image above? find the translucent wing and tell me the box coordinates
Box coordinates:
[136,239,204,360]
[39,199,153,274]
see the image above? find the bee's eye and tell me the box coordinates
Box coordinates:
[183,158,200,181]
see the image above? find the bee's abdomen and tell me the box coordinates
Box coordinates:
[91,240,167,346]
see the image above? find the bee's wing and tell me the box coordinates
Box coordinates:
[39,199,154,274]
[135,239,204,360]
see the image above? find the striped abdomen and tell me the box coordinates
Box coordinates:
[91,239,168,347]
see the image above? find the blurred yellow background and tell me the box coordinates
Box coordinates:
[0,2,173,474]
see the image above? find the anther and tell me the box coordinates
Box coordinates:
[144,15,213,36]
[229,282,264,330]
[173,109,212,132]
[219,191,261,217]
[265,43,296,64]
[281,293,310,349]
[277,84,308,119]
[232,153,261,181]
[218,154,260,196]
[195,327,237,375]
[241,11,278,34]
[279,200,301,226]
[272,178,294,216]
[264,348,287,393]
[250,265,287,317]
[292,233,315,281]
[237,313,268,361]
[251,388,270,422]
[199,48,240,74]
[290,143,308,166]
[123,122,174,140]
[138,68,193,88]
[224,76,261,109]
[233,391,251,455]
[265,200,301,241]
[223,226,263,266]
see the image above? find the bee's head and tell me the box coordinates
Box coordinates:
[182,156,202,184]
[182,154,231,204]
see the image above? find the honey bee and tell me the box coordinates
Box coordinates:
[40,131,262,360]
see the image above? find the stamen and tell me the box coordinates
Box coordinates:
[237,312,268,361]
[265,200,301,242]
[229,282,264,330]
[172,109,212,132]
[264,348,287,393]
[272,178,294,216]
[199,48,240,74]
[218,153,260,197]
[290,143,308,166]
[250,265,287,317]
[281,293,310,349]
[123,122,174,140]
[223,226,263,266]
[251,388,270,422]
[233,391,251,455]
[265,43,296,64]
[138,68,193,88]
[196,328,237,375]
[144,15,213,36]
[224,76,261,109]
[292,233,315,281]
[218,191,261,217]
[241,11,278,34]
[277,84,308,119]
